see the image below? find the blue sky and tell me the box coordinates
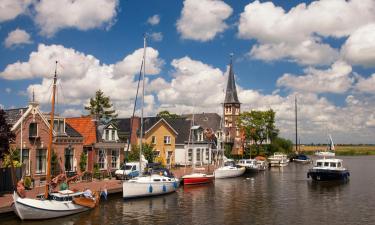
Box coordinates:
[0,0,375,144]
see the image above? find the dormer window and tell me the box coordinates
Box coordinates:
[105,130,109,140]
[112,130,115,141]
[197,132,204,141]
[29,123,38,138]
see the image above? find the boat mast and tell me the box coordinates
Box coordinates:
[139,35,146,174]
[45,61,58,199]
[295,95,298,154]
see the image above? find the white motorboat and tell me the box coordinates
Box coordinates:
[122,174,179,199]
[13,190,94,220]
[238,159,268,171]
[268,153,289,167]
[214,160,246,179]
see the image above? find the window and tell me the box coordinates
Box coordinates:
[188,149,193,162]
[151,136,156,144]
[330,162,336,167]
[105,130,109,140]
[112,130,116,141]
[36,149,46,174]
[196,148,201,162]
[29,123,38,137]
[197,132,204,141]
[154,150,160,157]
[64,148,74,171]
[111,149,120,169]
[53,119,65,134]
[317,162,322,167]
[167,151,173,165]
[22,149,30,175]
[205,148,209,161]
[324,162,329,167]
[98,149,107,169]
[164,136,171,144]
[338,162,342,167]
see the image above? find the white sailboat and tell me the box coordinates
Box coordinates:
[214,159,245,179]
[315,134,335,157]
[122,36,179,199]
[12,62,99,220]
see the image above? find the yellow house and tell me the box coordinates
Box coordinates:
[143,118,178,166]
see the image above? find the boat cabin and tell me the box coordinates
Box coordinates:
[314,159,344,170]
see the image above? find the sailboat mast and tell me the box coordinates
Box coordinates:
[139,35,146,174]
[295,95,298,153]
[45,61,58,199]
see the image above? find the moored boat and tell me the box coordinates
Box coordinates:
[315,135,336,157]
[307,158,349,181]
[293,154,312,164]
[238,158,267,172]
[214,160,246,179]
[268,152,289,167]
[182,173,214,185]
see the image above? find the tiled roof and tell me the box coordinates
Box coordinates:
[182,113,222,132]
[66,116,97,145]
[4,107,28,125]
[224,59,240,104]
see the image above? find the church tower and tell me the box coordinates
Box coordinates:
[223,55,242,155]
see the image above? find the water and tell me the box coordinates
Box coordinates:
[2,156,375,225]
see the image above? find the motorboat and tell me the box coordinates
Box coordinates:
[122,174,179,199]
[238,158,267,172]
[307,158,350,181]
[293,154,312,164]
[214,160,246,179]
[268,152,289,167]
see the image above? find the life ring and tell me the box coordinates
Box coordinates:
[148,185,153,193]
[162,184,167,192]
[173,182,178,189]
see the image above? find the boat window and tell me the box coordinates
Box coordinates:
[317,162,322,167]
[330,163,336,167]
[324,162,329,167]
[153,179,161,182]
[168,179,171,181]
[338,162,341,167]
[162,179,166,181]
[246,161,251,164]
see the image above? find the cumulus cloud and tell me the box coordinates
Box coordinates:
[238,0,375,65]
[147,14,160,26]
[149,32,163,42]
[4,28,32,48]
[342,24,375,67]
[355,74,375,94]
[33,0,119,37]
[176,0,233,41]
[277,61,354,93]
[0,0,32,22]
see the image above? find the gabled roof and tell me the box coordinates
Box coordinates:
[182,113,222,132]
[4,107,28,126]
[66,116,97,145]
[166,118,191,145]
[144,118,178,136]
[224,58,240,104]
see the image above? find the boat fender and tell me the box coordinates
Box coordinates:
[173,182,178,189]
[53,196,57,200]
[162,184,167,192]
[148,185,153,193]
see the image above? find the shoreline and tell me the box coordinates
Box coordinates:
[297,145,375,156]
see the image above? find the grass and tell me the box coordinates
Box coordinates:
[297,145,375,156]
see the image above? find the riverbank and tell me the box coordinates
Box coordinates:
[298,145,375,156]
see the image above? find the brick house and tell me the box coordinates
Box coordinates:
[5,101,84,178]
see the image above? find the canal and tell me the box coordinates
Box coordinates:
[1,156,375,225]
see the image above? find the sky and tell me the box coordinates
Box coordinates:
[0,0,375,144]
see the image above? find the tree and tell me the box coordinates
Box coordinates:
[156,110,180,119]
[269,137,293,154]
[85,90,117,122]
[0,109,15,160]
[126,143,155,163]
[238,109,279,155]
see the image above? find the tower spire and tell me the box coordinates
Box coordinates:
[224,54,240,104]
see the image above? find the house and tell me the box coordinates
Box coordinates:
[5,100,84,178]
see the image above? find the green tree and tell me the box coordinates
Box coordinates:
[0,109,15,160]
[156,110,180,119]
[126,143,155,163]
[269,137,293,154]
[85,90,117,122]
[79,152,87,172]
[238,109,279,155]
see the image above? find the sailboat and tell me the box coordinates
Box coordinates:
[13,62,99,220]
[315,134,336,157]
[122,36,179,199]
[292,96,311,164]
[181,90,214,185]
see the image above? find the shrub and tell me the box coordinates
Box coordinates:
[24,176,32,189]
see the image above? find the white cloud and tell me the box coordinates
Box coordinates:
[176,0,233,41]
[0,0,32,22]
[33,0,119,37]
[149,32,163,42]
[342,24,375,67]
[5,88,11,94]
[277,61,353,93]
[4,28,32,48]
[238,0,375,65]
[147,14,160,26]
[355,74,375,94]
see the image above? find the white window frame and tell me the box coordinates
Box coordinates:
[164,136,171,144]
[111,149,120,169]
[98,149,107,170]
[151,136,156,144]
[36,149,46,174]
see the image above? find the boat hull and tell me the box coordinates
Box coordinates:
[293,159,312,164]
[269,160,289,167]
[122,180,178,199]
[307,169,350,181]
[13,192,89,220]
[182,174,214,185]
[214,167,246,179]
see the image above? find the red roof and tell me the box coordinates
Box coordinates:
[66,116,96,146]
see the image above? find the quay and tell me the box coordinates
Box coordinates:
[0,166,214,215]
